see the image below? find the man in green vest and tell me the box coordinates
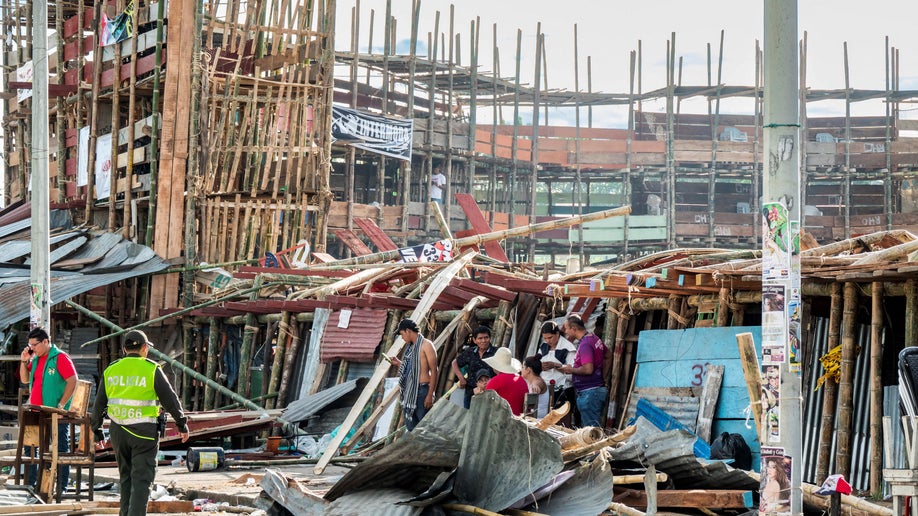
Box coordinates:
[91,330,189,516]
[19,327,77,494]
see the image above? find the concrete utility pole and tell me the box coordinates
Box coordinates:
[761,1,802,515]
[29,0,51,329]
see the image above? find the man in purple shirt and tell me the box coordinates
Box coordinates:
[560,315,610,428]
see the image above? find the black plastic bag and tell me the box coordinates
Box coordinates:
[710,431,752,470]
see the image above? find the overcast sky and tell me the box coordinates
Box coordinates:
[335,1,918,127]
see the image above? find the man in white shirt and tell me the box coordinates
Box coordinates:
[430,167,447,204]
[538,321,577,409]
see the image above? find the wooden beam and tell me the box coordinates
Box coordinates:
[454,193,510,262]
[613,488,753,509]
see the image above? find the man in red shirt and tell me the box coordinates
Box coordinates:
[19,327,78,493]
[482,348,529,415]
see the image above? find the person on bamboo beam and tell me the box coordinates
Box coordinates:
[451,326,498,409]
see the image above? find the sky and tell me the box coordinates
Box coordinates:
[334,1,918,128]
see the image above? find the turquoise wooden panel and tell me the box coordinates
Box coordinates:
[634,326,764,470]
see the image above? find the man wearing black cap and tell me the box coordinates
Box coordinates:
[91,330,190,516]
[390,319,438,431]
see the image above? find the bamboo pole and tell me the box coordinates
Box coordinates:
[84,1,104,223]
[508,28,522,256]
[467,17,479,201]
[321,205,631,268]
[573,24,584,266]
[399,0,419,242]
[707,30,725,244]
[835,281,858,477]
[63,300,278,419]
[816,282,843,482]
[442,5,455,227]
[528,25,542,262]
[869,281,883,494]
[843,42,851,238]
[265,311,291,410]
[276,320,302,408]
[203,317,220,410]
[238,275,266,398]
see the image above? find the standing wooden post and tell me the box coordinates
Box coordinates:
[816,282,842,483]
[869,281,883,494]
[906,279,918,350]
[835,281,858,478]
[736,332,762,438]
[717,287,730,327]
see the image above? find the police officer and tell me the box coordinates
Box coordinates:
[91,330,189,516]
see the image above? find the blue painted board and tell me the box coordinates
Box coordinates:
[635,326,764,470]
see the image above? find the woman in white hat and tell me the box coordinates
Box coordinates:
[482,347,529,415]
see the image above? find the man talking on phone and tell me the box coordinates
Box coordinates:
[19,327,78,495]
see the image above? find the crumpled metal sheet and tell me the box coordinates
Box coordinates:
[453,390,563,512]
[611,418,758,491]
[326,489,427,515]
[281,379,361,423]
[260,468,328,516]
[526,451,614,516]
[324,399,468,501]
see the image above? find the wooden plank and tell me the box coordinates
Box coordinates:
[313,252,478,474]
[353,217,398,252]
[696,364,725,443]
[454,193,510,262]
[614,489,753,509]
[332,229,373,256]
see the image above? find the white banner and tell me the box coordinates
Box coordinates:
[95,133,113,200]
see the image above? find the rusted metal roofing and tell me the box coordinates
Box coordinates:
[319,308,388,363]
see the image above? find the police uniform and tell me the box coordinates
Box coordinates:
[91,354,188,516]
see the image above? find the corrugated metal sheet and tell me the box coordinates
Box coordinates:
[281,379,361,423]
[611,417,759,490]
[0,241,167,328]
[326,489,425,515]
[454,391,563,511]
[325,399,468,501]
[524,452,614,516]
[319,308,387,362]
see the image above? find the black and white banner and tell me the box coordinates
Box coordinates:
[331,105,414,161]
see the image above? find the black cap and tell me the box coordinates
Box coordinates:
[395,319,419,335]
[124,329,153,349]
[475,368,492,382]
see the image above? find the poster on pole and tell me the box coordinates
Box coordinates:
[761,365,781,443]
[759,447,791,514]
[762,203,790,280]
[397,239,453,263]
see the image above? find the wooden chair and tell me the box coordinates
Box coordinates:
[3,380,96,502]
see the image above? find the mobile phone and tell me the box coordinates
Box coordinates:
[27,348,33,355]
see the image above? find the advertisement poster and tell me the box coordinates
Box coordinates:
[760,447,791,514]
[761,365,781,443]
[398,239,453,263]
[762,203,790,280]
[762,284,787,352]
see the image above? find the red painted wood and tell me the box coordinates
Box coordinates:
[454,193,510,262]
[353,218,398,252]
[333,229,373,256]
[452,278,517,302]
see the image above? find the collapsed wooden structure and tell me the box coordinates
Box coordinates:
[1,0,918,508]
